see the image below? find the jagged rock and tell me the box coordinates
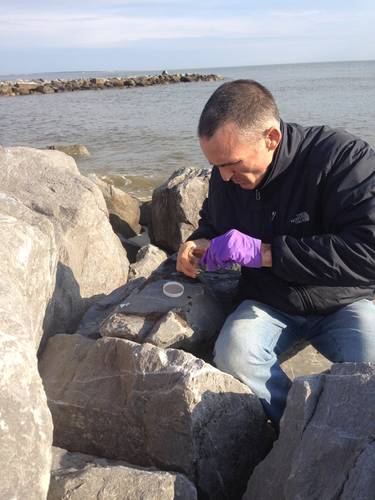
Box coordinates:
[101,313,153,341]
[40,334,270,499]
[89,175,141,238]
[48,447,197,500]
[0,194,54,499]
[151,168,210,252]
[243,363,375,500]
[129,244,168,280]
[76,278,146,339]
[146,309,195,349]
[100,276,225,354]
[47,144,90,157]
[0,146,129,342]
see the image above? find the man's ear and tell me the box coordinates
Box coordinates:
[267,127,282,151]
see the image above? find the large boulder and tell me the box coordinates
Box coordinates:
[90,175,141,238]
[0,146,129,342]
[39,334,271,499]
[151,168,210,252]
[49,447,197,500]
[243,363,375,500]
[0,194,55,499]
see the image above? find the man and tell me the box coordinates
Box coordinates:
[176,79,375,428]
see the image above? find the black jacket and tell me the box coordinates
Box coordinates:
[188,120,375,315]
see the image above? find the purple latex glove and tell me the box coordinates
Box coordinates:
[199,229,262,271]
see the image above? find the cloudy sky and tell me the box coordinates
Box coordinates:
[1,0,374,75]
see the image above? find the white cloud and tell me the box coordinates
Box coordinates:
[0,8,374,48]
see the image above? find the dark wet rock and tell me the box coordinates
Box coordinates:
[119,228,151,263]
[76,277,146,339]
[243,363,375,500]
[40,334,270,499]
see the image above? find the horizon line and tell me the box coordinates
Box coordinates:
[1,57,374,79]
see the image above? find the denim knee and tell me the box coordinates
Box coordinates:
[213,321,275,379]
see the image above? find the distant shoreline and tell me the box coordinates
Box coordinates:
[0,73,222,97]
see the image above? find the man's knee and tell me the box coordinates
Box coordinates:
[213,320,275,377]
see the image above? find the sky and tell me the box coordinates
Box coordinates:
[1,0,375,75]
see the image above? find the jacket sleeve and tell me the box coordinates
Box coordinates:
[272,142,375,286]
[186,168,220,242]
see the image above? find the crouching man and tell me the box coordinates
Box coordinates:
[177,79,375,429]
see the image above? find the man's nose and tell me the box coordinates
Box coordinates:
[219,167,233,182]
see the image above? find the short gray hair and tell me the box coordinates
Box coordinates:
[198,79,280,139]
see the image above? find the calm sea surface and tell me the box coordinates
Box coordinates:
[1,61,375,199]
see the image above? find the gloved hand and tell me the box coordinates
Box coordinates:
[199,229,262,271]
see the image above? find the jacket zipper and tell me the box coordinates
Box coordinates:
[256,189,261,200]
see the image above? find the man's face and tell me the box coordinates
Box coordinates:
[199,121,280,190]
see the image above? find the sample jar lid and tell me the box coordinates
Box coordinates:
[163,281,184,298]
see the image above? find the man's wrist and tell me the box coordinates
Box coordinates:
[261,243,272,267]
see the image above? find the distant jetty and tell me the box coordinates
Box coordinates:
[0,73,223,97]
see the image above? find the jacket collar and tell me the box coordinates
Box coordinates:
[257,120,305,190]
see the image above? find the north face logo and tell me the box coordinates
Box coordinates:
[290,212,310,224]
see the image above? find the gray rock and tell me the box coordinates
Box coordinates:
[243,363,375,500]
[76,278,147,339]
[151,168,210,252]
[101,313,153,341]
[146,310,195,349]
[100,277,225,354]
[40,334,270,499]
[0,146,129,342]
[90,175,141,238]
[47,144,90,157]
[0,194,54,499]
[49,447,197,500]
[129,244,168,281]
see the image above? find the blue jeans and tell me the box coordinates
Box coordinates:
[213,299,375,427]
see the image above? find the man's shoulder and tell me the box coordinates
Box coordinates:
[287,121,370,150]
[285,121,373,165]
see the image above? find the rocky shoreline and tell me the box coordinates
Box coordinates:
[0,144,374,499]
[0,73,223,97]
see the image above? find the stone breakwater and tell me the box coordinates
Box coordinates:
[0,73,222,97]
